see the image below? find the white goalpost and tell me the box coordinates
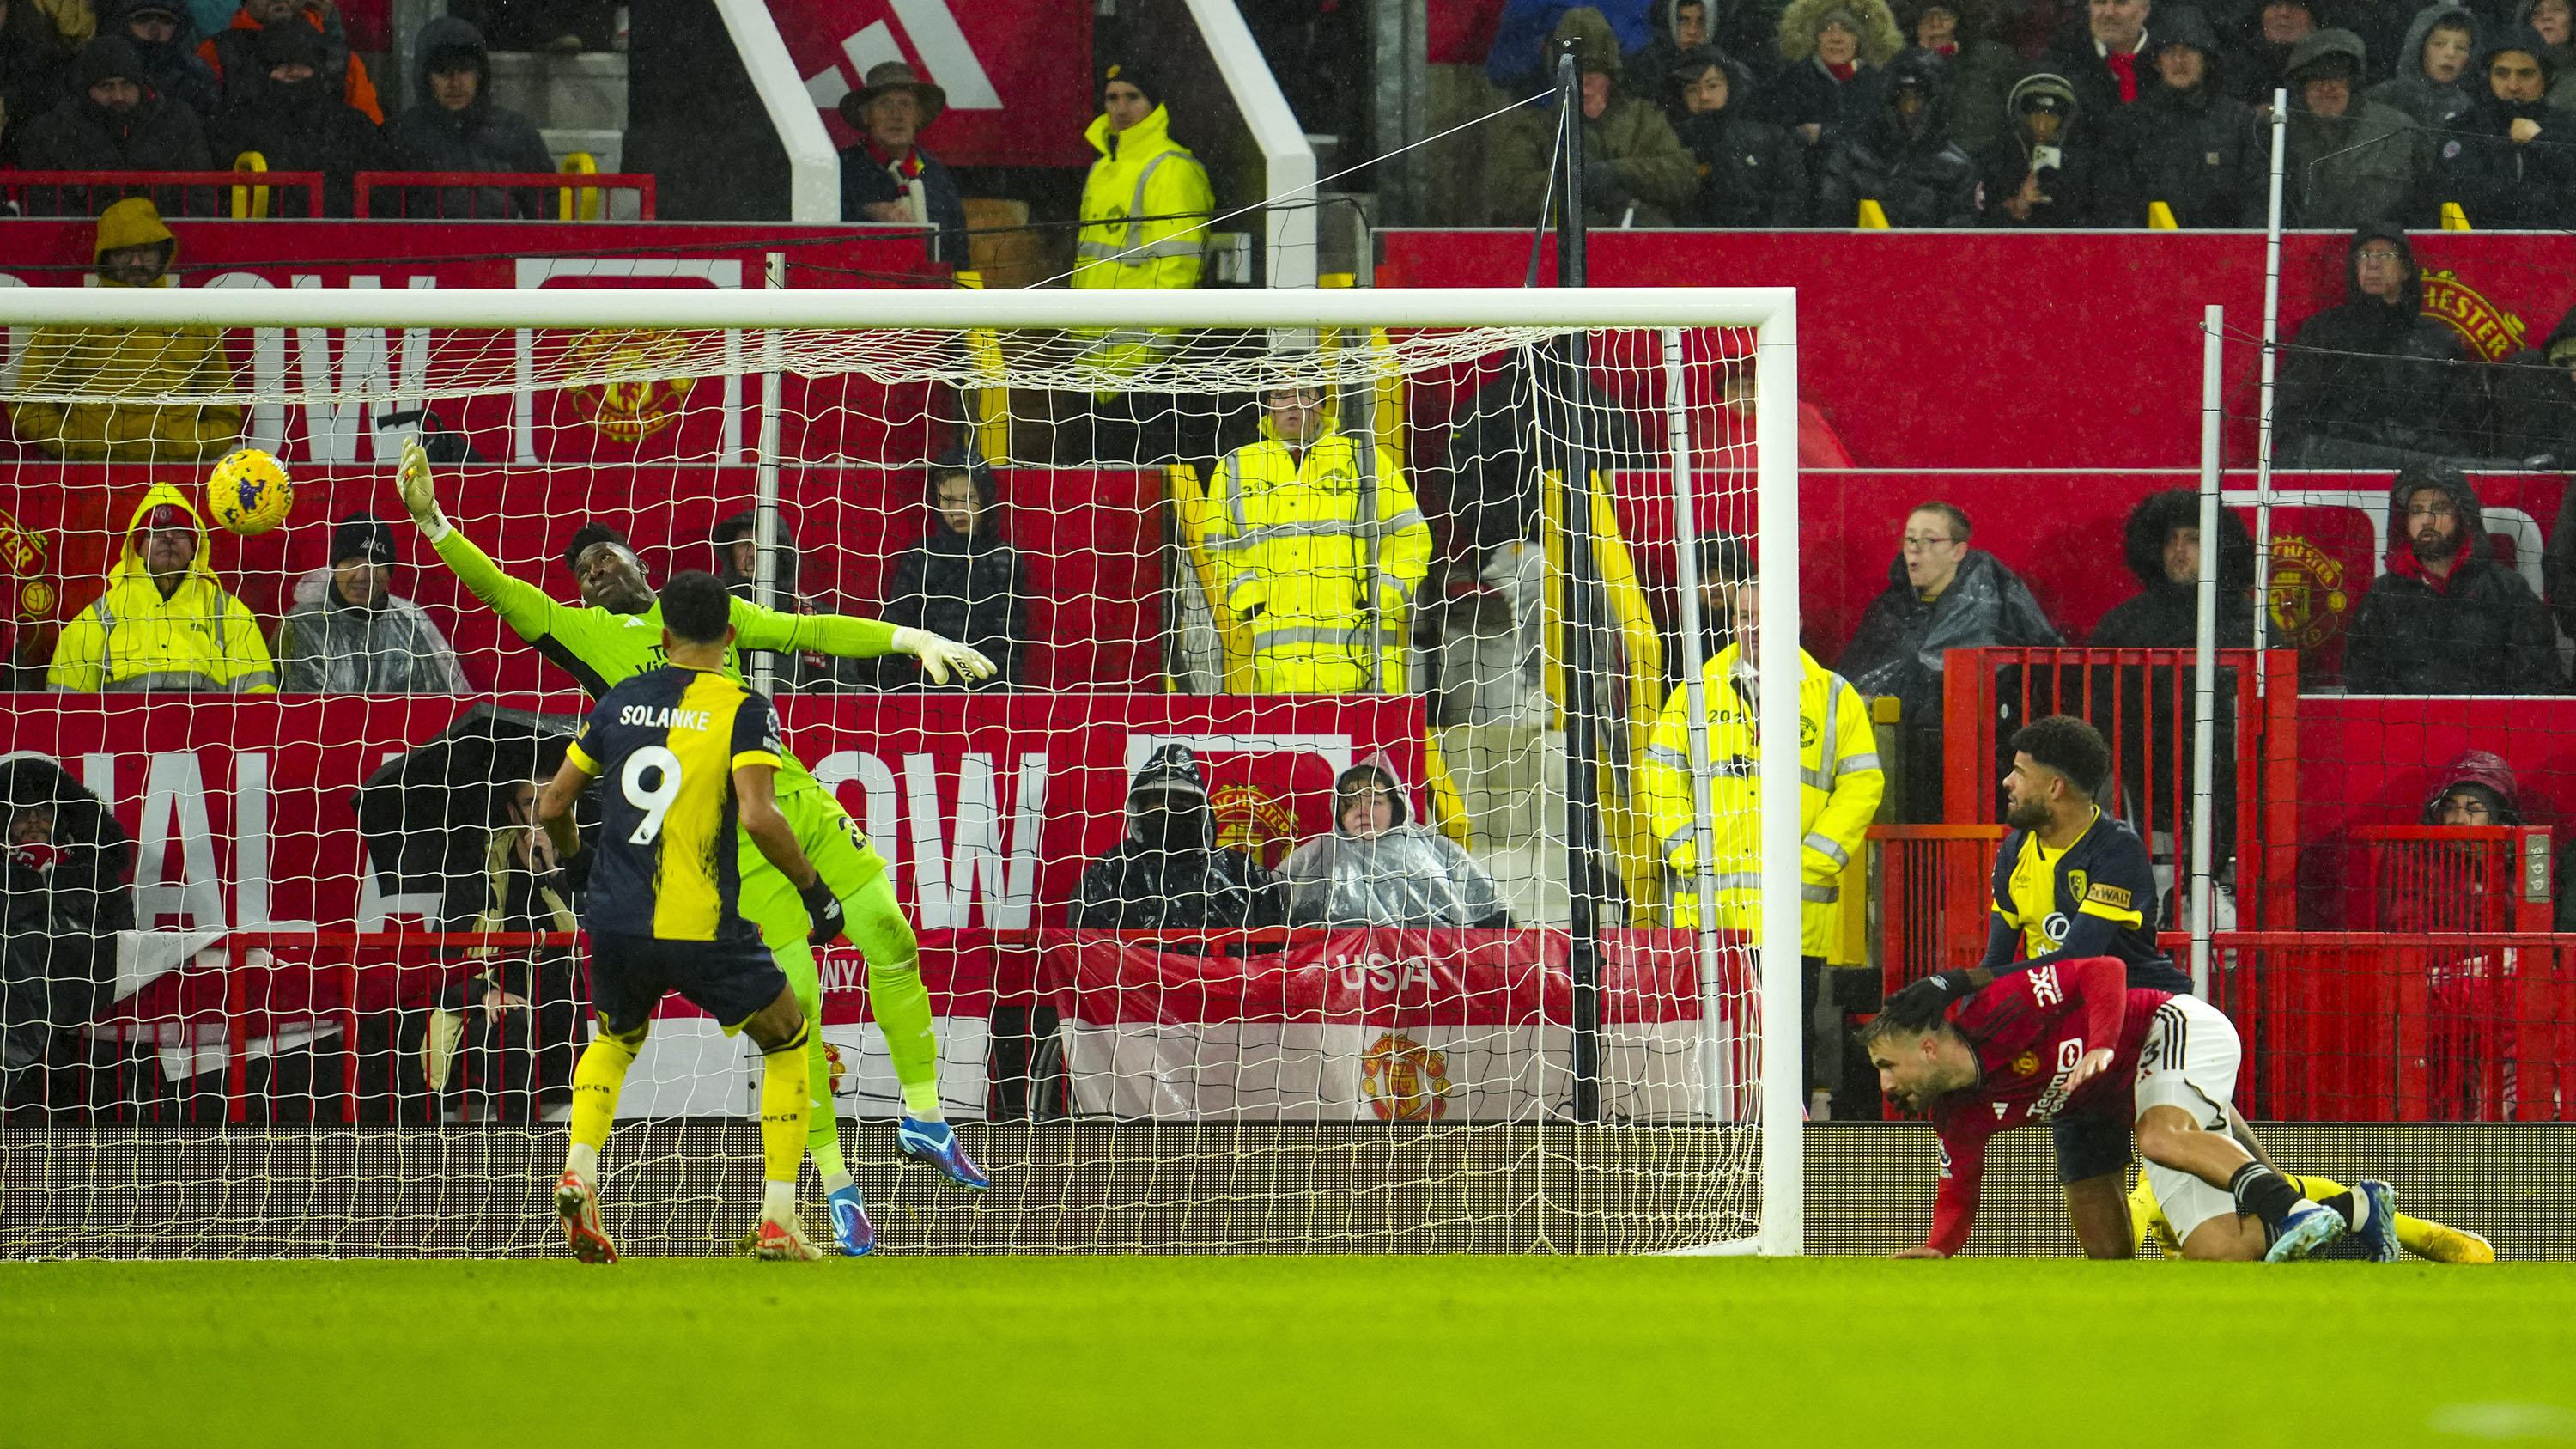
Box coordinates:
[0,283,1801,1258]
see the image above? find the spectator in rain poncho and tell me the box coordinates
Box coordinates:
[1279,759,1511,928]
[2,756,132,1094]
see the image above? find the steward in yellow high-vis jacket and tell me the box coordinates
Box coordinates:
[1072,60,1212,390]
[1642,591,1880,947]
[46,483,276,693]
[1202,382,1431,694]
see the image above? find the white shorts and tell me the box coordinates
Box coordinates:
[2133,994,2244,1245]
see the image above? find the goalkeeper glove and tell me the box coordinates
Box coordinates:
[1880,969,1980,1028]
[890,627,997,686]
[799,875,847,947]
[397,436,451,542]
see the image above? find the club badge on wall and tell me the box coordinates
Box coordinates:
[2268,535,2352,651]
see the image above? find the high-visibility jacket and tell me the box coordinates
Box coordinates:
[14,199,243,463]
[46,483,276,693]
[1641,645,1880,949]
[1202,414,1431,694]
[1072,103,1212,387]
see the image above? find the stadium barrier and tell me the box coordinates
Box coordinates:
[0,170,326,221]
[350,171,659,221]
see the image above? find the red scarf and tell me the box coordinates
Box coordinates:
[1825,59,1857,80]
[865,137,924,180]
[2387,538,2472,594]
[2105,48,2139,101]
[1932,40,1958,55]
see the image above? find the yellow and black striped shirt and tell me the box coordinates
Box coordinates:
[564,665,783,943]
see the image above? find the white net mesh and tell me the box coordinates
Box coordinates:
[0,306,1787,1257]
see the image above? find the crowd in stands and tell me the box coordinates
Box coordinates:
[0,0,566,216]
[1467,0,2576,228]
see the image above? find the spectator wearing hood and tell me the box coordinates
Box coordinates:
[16,33,211,180]
[2276,227,2487,467]
[105,0,212,121]
[1977,70,2117,222]
[2497,304,2576,473]
[2517,0,2576,105]
[0,0,74,162]
[838,61,969,266]
[1,758,132,1098]
[2041,0,2162,118]
[2279,29,2434,225]
[2433,26,2576,227]
[273,512,469,693]
[47,484,276,692]
[1838,501,2060,820]
[2370,3,2482,131]
[383,16,556,218]
[1069,744,1285,935]
[1280,759,1510,928]
[1490,7,1701,223]
[876,450,1029,691]
[205,17,386,216]
[1814,46,1983,223]
[1486,0,1661,91]
[11,200,240,461]
[1667,45,1811,221]
[2342,465,2560,694]
[2114,6,2263,225]
[707,508,854,693]
[1769,0,1904,145]
[1634,0,1722,119]
[1897,0,2020,151]
[2235,0,2317,103]
[198,0,380,124]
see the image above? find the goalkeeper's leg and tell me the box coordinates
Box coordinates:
[771,788,945,1121]
[2288,1173,2495,1263]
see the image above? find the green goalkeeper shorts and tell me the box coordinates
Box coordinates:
[734,780,890,956]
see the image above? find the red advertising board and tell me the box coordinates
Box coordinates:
[773,0,1095,167]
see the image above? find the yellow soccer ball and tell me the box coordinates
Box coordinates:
[204,448,294,536]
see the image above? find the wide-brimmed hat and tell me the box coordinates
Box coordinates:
[837,61,945,130]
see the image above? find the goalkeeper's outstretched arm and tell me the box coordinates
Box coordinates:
[396,437,567,643]
[730,597,1000,686]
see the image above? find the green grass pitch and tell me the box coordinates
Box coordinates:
[6,1257,2573,1446]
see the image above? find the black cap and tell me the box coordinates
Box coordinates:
[1099,58,1160,109]
[255,20,326,68]
[331,511,395,567]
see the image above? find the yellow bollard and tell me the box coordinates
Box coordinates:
[2146,200,2179,229]
[1856,198,1890,228]
[558,152,600,221]
[229,151,269,220]
[2441,201,2472,231]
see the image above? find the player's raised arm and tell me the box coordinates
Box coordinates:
[727,595,997,685]
[397,435,568,643]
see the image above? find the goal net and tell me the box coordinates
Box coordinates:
[0,283,1801,1258]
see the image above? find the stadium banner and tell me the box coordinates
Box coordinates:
[1382,228,2576,471]
[0,466,1167,694]
[1046,927,1753,1122]
[0,222,945,469]
[773,0,1094,167]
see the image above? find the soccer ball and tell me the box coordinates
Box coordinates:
[204,448,294,536]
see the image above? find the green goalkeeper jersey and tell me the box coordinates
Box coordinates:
[431,526,898,794]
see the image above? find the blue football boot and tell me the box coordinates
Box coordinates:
[2353,1179,2402,1263]
[828,1184,875,1257]
[896,1118,990,1190]
[2265,1199,2349,1262]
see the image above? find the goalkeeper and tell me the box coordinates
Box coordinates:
[394,441,992,1258]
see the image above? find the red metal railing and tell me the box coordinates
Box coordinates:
[1871,824,2007,994]
[1,169,323,219]
[2351,825,2555,935]
[352,171,657,220]
[1942,647,2299,932]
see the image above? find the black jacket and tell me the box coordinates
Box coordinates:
[1763,55,1886,146]
[100,0,217,123]
[877,453,1029,690]
[840,138,971,266]
[382,16,558,218]
[1814,47,1982,225]
[209,76,386,216]
[1068,745,1284,934]
[1838,547,2061,717]
[2039,19,2161,122]
[2367,3,2481,133]
[2343,466,2561,694]
[2114,14,2265,228]
[2276,229,2488,458]
[18,37,213,178]
[1974,71,2117,225]
[1670,50,1811,223]
[2090,488,2266,648]
[2433,28,2576,228]
[2494,303,2576,465]
[0,758,132,1074]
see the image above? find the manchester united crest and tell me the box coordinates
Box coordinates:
[2267,534,2351,650]
[564,329,699,441]
[1361,1032,1453,1122]
[1212,781,1297,869]
[2418,268,2527,362]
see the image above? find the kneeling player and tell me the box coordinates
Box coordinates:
[536,572,849,1263]
[1865,955,2396,1262]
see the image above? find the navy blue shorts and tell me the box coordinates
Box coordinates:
[2049,1111,2134,1184]
[586,931,786,1037]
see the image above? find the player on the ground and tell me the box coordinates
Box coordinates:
[396,439,991,1259]
[2129,1168,2494,1263]
[1880,714,2230,1257]
[535,572,839,1263]
[1864,953,2397,1261]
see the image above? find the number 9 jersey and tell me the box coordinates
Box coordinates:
[562,664,785,945]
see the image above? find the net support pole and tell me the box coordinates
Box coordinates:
[1661,329,1728,1123]
[2253,90,2287,691]
[2191,305,2223,1001]
[1753,300,1804,1257]
[1553,41,1604,1124]
[750,251,786,695]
